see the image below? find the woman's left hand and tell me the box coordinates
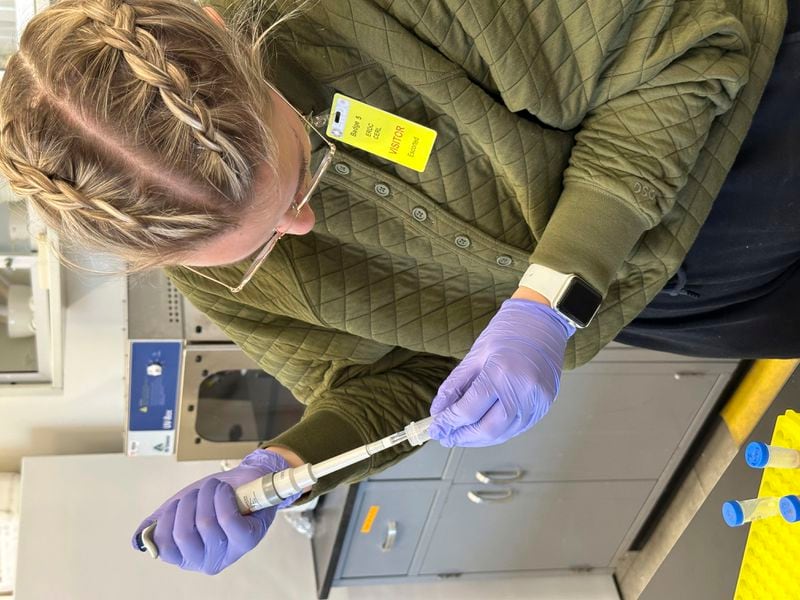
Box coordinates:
[428,298,574,447]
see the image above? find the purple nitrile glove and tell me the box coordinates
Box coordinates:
[428,298,575,448]
[130,448,301,575]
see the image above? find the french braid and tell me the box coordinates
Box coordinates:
[0,0,296,271]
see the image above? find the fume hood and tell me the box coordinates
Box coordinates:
[0,190,64,390]
[0,0,64,391]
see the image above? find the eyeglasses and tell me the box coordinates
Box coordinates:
[183,81,336,293]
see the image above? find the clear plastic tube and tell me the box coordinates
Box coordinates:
[722,497,782,527]
[746,442,800,469]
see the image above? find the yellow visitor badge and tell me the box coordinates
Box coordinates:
[326,93,437,173]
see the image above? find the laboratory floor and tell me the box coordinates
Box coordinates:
[641,370,800,599]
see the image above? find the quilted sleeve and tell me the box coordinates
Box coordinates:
[167,269,457,505]
[529,2,752,294]
[263,347,457,504]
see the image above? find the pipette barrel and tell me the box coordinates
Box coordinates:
[137,417,434,558]
[312,416,434,478]
[313,445,372,479]
[745,442,800,469]
[722,497,782,527]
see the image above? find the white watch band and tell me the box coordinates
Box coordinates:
[518,264,572,306]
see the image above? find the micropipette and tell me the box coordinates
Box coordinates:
[136,415,435,558]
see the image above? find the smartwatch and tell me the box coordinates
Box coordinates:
[518,264,603,329]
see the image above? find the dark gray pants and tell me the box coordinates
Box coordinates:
[616,6,800,359]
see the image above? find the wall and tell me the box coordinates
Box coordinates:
[0,260,127,473]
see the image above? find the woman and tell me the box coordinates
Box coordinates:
[0,0,793,575]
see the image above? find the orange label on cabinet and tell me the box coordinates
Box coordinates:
[360,505,380,534]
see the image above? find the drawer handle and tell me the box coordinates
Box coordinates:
[475,467,523,484]
[381,520,398,552]
[467,489,513,504]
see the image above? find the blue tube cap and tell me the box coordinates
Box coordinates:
[779,495,800,523]
[745,442,770,468]
[722,500,745,527]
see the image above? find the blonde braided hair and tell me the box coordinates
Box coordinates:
[0,0,308,272]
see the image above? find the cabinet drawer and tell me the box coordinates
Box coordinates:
[420,480,654,574]
[340,483,437,578]
[369,440,451,480]
[455,370,723,483]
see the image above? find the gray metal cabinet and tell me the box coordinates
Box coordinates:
[454,366,726,484]
[337,482,439,579]
[312,352,737,598]
[419,480,655,575]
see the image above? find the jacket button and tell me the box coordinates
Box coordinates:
[496,255,513,267]
[411,207,428,222]
[454,235,471,249]
[333,162,351,175]
[374,183,391,197]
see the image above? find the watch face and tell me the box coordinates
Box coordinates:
[559,278,603,328]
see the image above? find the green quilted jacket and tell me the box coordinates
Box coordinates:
[169,0,786,503]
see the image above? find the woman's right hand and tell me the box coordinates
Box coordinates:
[130,449,300,575]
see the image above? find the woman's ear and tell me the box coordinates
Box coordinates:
[203,6,226,29]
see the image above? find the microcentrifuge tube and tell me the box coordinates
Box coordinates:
[745,442,800,469]
[722,497,782,527]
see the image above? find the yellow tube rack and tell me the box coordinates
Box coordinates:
[735,410,800,599]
